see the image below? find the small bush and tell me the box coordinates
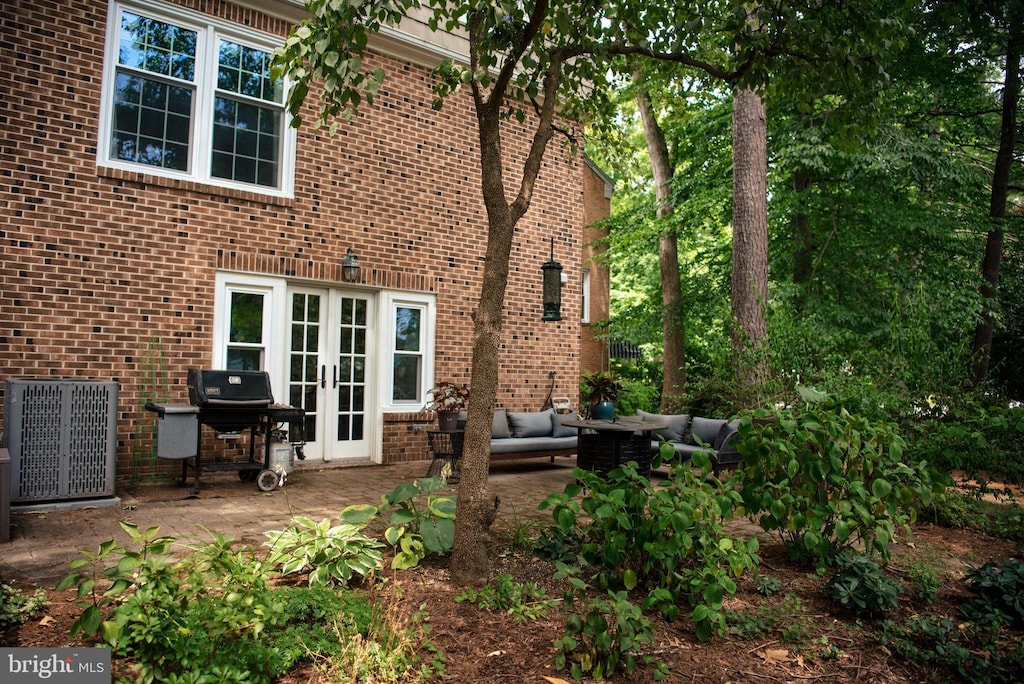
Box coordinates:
[961,558,1024,628]
[0,582,48,631]
[455,573,559,624]
[825,552,901,618]
[736,402,949,570]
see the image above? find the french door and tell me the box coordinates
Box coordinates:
[286,287,375,462]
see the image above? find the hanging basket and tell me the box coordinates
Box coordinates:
[437,411,460,432]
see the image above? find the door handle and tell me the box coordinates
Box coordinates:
[333,365,338,388]
[320,365,326,389]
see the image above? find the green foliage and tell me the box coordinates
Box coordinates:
[724,593,808,642]
[925,489,1024,543]
[907,401,1024,485]
[880,615,1024,683]
[735,404,949,570]
[553,563,667,681]
[57,522,438,683]
[961,558,1024,629]
[264,516,384,586]
[57,523,287,683]
[539,455,759,642]
[0,582,48,631]
[342,477,456,570]
[906,562,940,605]
[755,575,783,597]
[455,573,559,624]
[825,552,901,618]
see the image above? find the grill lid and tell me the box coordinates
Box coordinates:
[188,369,274,407]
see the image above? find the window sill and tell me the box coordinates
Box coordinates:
[97,165,295,207]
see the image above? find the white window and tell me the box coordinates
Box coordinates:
[213,273,285,378]
[581,268,591,323]
[98,1,295,197]
[382,294,436,410]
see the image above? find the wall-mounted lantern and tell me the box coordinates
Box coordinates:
[541,237,563,322]
[342,247,361,283]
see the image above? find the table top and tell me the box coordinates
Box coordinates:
[561,418,667,432]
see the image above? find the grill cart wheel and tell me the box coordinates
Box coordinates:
[256,469,280,492]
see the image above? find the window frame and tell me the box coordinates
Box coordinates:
[98,0,296,198]
[212,272,287,384]
[380,292,437,412]
[581,268,591,323]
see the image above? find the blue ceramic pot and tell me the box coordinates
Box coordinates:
[591,400,615,420]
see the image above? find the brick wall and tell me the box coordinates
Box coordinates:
[0,0,603,480]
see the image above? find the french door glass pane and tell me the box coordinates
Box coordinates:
[289,293,320,443]
[337,297,367,442]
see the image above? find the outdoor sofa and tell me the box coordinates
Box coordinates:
[635,409,742,475]
[457,408,579,462]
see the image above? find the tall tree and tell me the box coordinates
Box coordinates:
[634,74,686,406]
[731,84,769,392]
[277,0,909,584]
[968,1,1022,385]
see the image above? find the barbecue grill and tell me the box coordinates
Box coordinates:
[146,369,305,493]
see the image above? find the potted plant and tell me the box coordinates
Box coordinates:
[425,381,470,432]
[581,371,625,420]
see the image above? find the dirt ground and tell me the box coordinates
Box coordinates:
[2,518,1021,683]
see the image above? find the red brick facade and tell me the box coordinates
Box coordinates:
[0,0,609,481]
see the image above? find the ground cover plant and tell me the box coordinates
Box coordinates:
[3,448,1023,683]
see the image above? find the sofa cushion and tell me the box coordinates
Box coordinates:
[491,410,511,439]
[688,417,726,446]
[490,435,576,454]
[551,411,580,438]
[507,409,554,438]
[637,410,690,442]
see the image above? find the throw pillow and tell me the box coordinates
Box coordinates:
[507,409,553,438]
[637,409,689,442]
[492,410,511,439]
[551,411,580,438]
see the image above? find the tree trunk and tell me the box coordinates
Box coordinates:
[971,22,1020,386]
[730,85,769,397]
[791,169,816,311]
[635,77,685,407]
[450,18,561,585]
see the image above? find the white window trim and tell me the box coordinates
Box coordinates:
[97,0,296,198]
[212,272,288,392]
[581,268,591,323]
[379,292,436,412]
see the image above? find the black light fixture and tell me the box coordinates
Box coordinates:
[342,247,360,283]
[541,237,563,321]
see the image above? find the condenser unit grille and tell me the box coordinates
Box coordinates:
[5,379,118,503]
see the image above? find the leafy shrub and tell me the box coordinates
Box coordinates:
[825,552,901,618]
[961,558,1024,628]
[455,573,559,624]
[735,402,949,570]
[0,582,48,631]
[58,523,287,683]
[553,563,667,681]
[880,615,1024,683]
[539,453,760,642]
[907,401,1024,485]
[906,562,940,605]
[724,593,808,641]
[264,516,384,586]
[342,477,456,569]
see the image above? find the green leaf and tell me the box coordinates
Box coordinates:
[871,478,892,499]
